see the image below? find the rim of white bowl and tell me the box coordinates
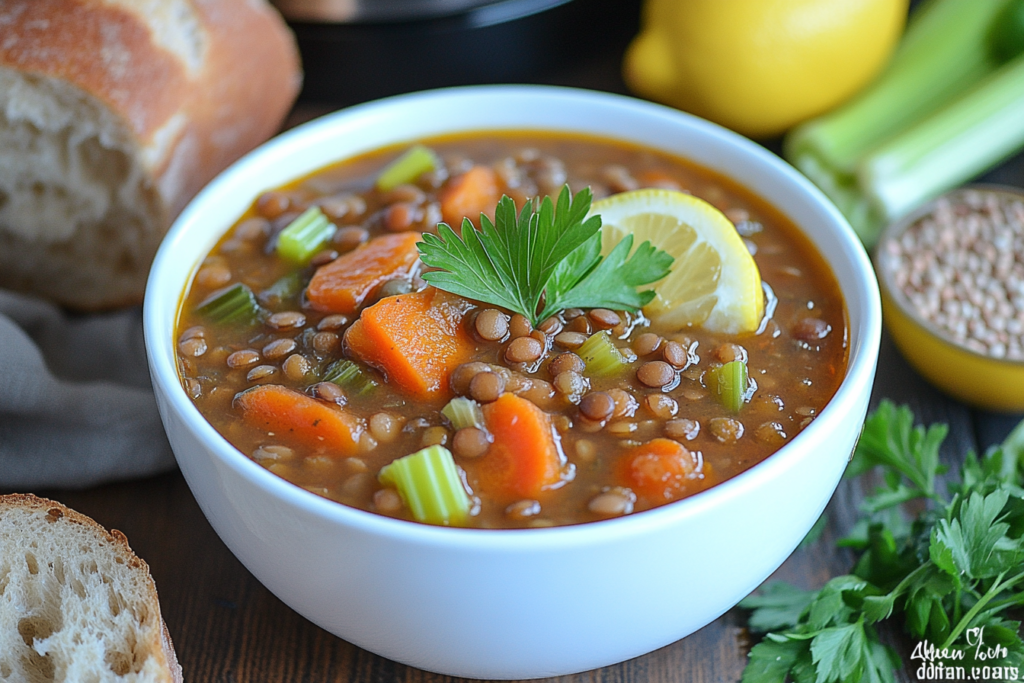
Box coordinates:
[145,84,881,550]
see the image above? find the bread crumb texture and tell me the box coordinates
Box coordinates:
[0,496,179,683]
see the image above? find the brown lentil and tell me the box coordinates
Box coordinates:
[553,331,588,350]
[548,352,585,376]
[195,264,232,289]
[317,314,349,331]
[256,191,290,218]
[665,418,699,441]
[247,365,277,382]
[709,417,744,443]
[369,412,401,443]
[508,314,532,339]
[792,318,832,343]
[553,370,588,399]
[645,393,678,419]
[475,309,509,341]
[589,308,621,329]
[506,499,541,520]
[313,381,346,403]
[566,316,592,334]
[450,362,491,395]
[282,353,312,381]
[715,343,747,363]
[538,316,563,335]
[588,487,635,516]
[267,311,306,330]
[452,427,491,458]
[178,337,208,357]
[333,226,369,251]
[385,202,417,232]
[662,341,689,368]
[754,421,788,445]
[263,338,297,360]
[235,217,270,241]
[469,371,505,403]
[607,388,639,418]
[637,361,675,388]
[226,349,260,368]
[579,391,615,421]
[373,487,403,513]
[632,332,662,356]
[312,331,340,355]
[506,336,543,363]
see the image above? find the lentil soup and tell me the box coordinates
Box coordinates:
[175,132,848,529]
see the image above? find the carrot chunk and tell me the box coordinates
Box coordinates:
[234,384,363,456]
[439,165,500,229]
[306,232,421,315]
[468,393,565,500]
[343,287,477,402]
[617,438,711,502]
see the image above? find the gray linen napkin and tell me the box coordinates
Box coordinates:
[0,290,175,489]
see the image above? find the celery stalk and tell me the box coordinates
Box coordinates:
[711,361,749,413]
[322,360,377,395]
[378,445,472,526]
[784,0,1023,244]
[863,52,1024,222]
[196,282,262,326]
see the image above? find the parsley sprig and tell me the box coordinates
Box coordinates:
[740,401,1024,683]
[416,186,673,326]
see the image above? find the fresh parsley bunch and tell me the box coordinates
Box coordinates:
[417,186,673,327]
[741,401,1024,683]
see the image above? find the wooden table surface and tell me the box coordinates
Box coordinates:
[17,7,1024,682]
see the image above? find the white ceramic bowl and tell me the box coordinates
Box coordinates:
[144,86,881,679]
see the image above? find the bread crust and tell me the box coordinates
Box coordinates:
[0,0,301,309]
[0,493,184,682]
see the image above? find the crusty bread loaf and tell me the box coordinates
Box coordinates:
[0,494,183,683]
[0,0,301,309]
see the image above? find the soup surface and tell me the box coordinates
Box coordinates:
[176,132,848,528]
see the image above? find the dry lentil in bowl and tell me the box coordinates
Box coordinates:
[175,132,848,528]
[878,187,1024,360]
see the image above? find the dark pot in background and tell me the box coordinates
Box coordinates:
[274,0,642,105]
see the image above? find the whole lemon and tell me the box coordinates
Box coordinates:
[624,0,908,138]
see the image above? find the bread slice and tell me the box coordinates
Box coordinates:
[0,494,183,683]
[0,0,301,309]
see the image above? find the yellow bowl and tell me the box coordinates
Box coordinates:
[876,185,1024,412]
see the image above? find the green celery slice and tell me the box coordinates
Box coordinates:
[711,360,749,413]
[276,206,336,264]
[322,360,377,395]
[577,331,632,377]
[195,282,261,326]
[376,145,440,191]
[442,397,485,430]
[258,272,303,307]
[378,445,472,525]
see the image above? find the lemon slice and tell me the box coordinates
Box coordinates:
[591,189,764,334]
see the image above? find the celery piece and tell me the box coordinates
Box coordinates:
[863,52,1024,226]
[276,206,336,264]
[195,282,261,326]
[711,360,749,413]
[577,331,631,377]
[376,145,440,191]
[990,0,1024,61]
[378,445,471,525]
[441,397,485,431]
[322,360,377,395]
[784,0,1019,244]
[787,0,1009,175]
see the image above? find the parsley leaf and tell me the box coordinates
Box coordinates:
[740,404,1024,683]
[417,186,672,326]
